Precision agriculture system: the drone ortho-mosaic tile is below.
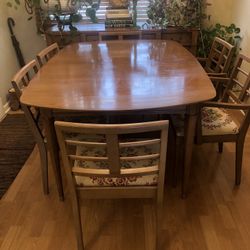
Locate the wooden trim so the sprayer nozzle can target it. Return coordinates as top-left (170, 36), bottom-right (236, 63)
top-left (36, 43), bottom-right (59, 67)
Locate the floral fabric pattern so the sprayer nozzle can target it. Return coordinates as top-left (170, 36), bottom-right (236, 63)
top-left (68, 135), bottom-right (160, 187)
top-left (201, 107), bottom-right (239, 136)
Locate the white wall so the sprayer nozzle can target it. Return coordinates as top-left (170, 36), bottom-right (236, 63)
top-left (0, 1), bottom-right (46, 108)
top-left (205, 0), bottom-right (233, 25)
top-left (231, 0), bottom-right (250, 56)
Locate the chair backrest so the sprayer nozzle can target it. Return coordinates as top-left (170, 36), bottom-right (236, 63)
top-left (205, 37), bottom-right (235, 74)
top-left (11, 59), bottom-right (39, 99)
top-left (37, 43), bottom-right (59, 67)
top-left (55, 120), bottom-right (169, 200)
top-left (222, 54), bottom-right (250, 104)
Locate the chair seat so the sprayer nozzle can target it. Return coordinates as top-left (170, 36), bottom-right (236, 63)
top-left (201, 107), bottom-right (239, 136)
top-left (71, 135), bottom-right (160, 187)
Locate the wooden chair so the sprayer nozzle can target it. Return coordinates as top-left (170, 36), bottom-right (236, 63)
top-left (196, 53), bottom-right (250, 185)
top-left (171, 53), bottom-right (250, 192)
top-left (198, 37), bottom-right (235, 75)
top-left (11, 60), bottom-right (49, 194)
top-left (36, 43), bottom-right (59, 67)
top-left (55, 120), bottom-right (169, 250)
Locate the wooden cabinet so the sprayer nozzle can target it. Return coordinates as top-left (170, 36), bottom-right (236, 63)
top-left (45, 23), bottom-right (199, 55)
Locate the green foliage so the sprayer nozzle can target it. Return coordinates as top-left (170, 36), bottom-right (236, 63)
top-left (6, 0), bottom-right (100, 23)
top-left (86, 7), bottom-right (98, 23)
top-left (146, 0), bottom-right (168, 28)
top-left (147, 0), bottom-right (206, 28)
top-left (76, 0), bottom-right (100, 23)
top-left (198, 23), bottom-right (241, 57)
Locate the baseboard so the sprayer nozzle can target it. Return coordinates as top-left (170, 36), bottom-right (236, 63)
top-left (0, 102), bottom-right (10, 122)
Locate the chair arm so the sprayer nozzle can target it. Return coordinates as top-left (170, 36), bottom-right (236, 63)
top-left (201, 101), bottom-right (250, 110)
top-left (197, 57), bottom-right (207, 62)
top-left (209, 76), bottom-right (230, 84)
top-left (207, 72), bottom-right (228, 77)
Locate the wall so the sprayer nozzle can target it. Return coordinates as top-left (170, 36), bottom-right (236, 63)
top-left (231, 0), bottom-right (250, 56)
top-left (205, 0), bottom-right (233, 26)
top-left (0, 1), bottom-right (46, 111)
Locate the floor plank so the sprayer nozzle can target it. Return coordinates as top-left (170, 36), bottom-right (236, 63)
top-left (0, 130), bottom-right (250, 250)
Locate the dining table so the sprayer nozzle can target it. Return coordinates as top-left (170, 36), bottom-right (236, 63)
top-left (20, 40), bottom-right (216, 200)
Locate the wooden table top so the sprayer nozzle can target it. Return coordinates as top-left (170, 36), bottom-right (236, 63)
top-left (21, 40), bottom-right (216, 112)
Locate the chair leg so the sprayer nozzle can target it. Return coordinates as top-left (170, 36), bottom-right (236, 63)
top-left (156, 201), bottom-right (163, 250)
top-left (218, 142), bottom-right (223, 153)
top-left (173, 136), bottom-right (183, 187)
top-left (37, 140), bottom-right (49, 195)
top-left (235, 140), bottom-right (244, 185)
top-left (71, 195), bottom-right (85, 250)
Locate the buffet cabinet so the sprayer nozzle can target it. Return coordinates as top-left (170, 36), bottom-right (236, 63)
top-left (45, 23), bottom-right (199, 55)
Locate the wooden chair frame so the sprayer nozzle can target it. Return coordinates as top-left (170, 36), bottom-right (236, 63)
top-left (198, 37), bottom-right (235, 75)
top-left (11, 60), bottom-right (48, 194)
top-left (36, 42), bottom-right (59, 67)
top-left (196, 53), bottom-right (250, 185)
top-left (55, 120), bottom-right (169, 250)
top-left (171, 54), bottom-right (250, 193)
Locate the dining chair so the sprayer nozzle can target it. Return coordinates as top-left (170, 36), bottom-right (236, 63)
top-left (55, 120), bottom-right (169, 250)
top-left (196, 53), bottom-right (250, 185)
top-left (11, 59), bottom-right (49, 194)
top-left (171, 53), bottom-right (250, 190)
top-left (36, 42), bottom-right (59, 67)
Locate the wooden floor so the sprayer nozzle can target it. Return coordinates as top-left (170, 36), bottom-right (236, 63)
top-left (0, 131), bottom-right (250, 250)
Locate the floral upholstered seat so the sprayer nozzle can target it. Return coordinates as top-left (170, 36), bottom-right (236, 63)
top-left (69, 134), bottom-right (159, 187)
top-left (201, 107), bottom-right (239, 136)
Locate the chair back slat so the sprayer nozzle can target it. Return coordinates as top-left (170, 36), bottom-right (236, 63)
top-left (37, 43), bottom-right (59, 67)
top-left (66, 139), bottom-right (107, 147)
top-left (119, 138), bottom-right (160, 148)
top-left (120, 154), bottom-right (160, 161)
top-left (106, 134), bottom-right (120, 175)
top-left (69, 155), bottom-right (108, 162)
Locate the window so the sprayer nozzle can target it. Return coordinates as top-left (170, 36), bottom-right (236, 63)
top-left (40, 0), bottom-right (149, 24)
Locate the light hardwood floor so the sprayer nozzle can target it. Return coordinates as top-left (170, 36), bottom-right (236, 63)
top-left (0, 131), bottom-right (250, 250)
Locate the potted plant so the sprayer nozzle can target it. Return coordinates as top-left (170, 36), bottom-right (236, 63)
top-left (146, 0), bottom-right (168, 29)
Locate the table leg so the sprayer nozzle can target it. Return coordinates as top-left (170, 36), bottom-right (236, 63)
top-left (41, 108), bottom-right (64, 201)
top-left (181, 105), bottom-right (198, 198)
